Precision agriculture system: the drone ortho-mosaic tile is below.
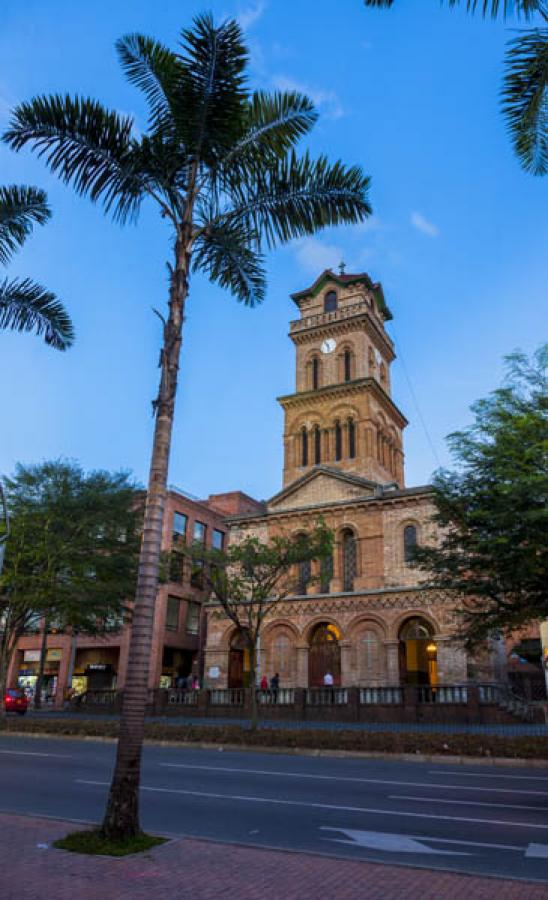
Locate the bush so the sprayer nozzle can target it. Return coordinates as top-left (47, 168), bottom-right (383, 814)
top-left (0, 716), bottom-right (546, 759)
top-left (54, 829), bottom-right (165, 856)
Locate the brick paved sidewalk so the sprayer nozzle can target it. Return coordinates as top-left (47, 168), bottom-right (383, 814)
top-left (0, 812), bottom-right (545, 900)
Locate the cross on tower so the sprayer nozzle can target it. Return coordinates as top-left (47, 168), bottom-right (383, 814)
top-left (338, 260), bottom-right (346, 276)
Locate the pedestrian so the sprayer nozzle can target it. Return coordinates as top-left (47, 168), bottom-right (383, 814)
top-left (270, 672), bottom-right (280, 702)
top-left (192, 675), bottom-right (200, 690)
top-left (260, 675), bottom-right (268, 691)
top-left (323, 671), bottom-right (334, 702)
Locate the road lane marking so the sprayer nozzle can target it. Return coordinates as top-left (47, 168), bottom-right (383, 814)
top-left (429, 770), bottom-right (548, 782)
top-left (0, 750), bottom-right (72, 758)
top-left (526, 844), bottom-right (548, 859)
top-left (390, 794), bottom-right (548, 813)
top-left (320, 827), bottom-right (469, 856)
top-left (76, 780), bottom-right (548, 830)
top-left (158, 763), bottom-right (548, 796)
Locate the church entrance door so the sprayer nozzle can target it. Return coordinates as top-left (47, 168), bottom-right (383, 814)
top-left (308, 623), bottom-right (341, 687)
top-left (398, 617), bottom-right (437, 686)
top-left (228, 632), bottom-right (250, 688)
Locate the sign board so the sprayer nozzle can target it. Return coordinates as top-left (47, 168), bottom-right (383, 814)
top-left (208, 666), bottom-right (220, 679)
top-left (86, 663), bottom-right (110, 672)
top-left (46, 649), bottom-right (62, 662)
top-left (23, 650), bottom-right (41, 662)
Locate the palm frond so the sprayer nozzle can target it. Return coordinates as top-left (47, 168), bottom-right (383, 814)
top-left (0, 185), bottom-right (51, 266)
top-left (178, 13), bottom-right (248, 162)
top-left (502, 28), bottom-right (548, 174)
top-left (116, 34), bottom-right (184, 135)
top-left (0, 277), bottom-right (74, 350)
top-left (193, 222), bottom-right (266, 306)
top-left (2, 96), bottom-right (147, 223)
top-left (224, 150), bottom-right (372, 249)
top-left (364, 1), bottom-right (543, 18)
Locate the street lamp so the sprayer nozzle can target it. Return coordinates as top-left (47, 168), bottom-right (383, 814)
top-left (0, 481), bottom-right (8, 576)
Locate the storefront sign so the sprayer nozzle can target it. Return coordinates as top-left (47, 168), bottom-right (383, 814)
top-left (85, 663), bottom-right (111, 672)
top-left (208, 666), bottom-right (220, 679)
top-left (46, 649), bottom-right (62, 662)
top-left (23, 650), bottom-right (40, 662)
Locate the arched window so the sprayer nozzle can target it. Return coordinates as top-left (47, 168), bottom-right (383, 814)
top-left (271, 634), bottom-right (292, 680)
top-left (298, 558), bottom-right (311, 594)
top-left (324, 290), bottom-right (337, 313)
top-left (342, 528), bottom-right (357, 591)
top-left (314, 425), bottom-right (321, 464)
top-left (301, 426), bottom-right (308, 467)
top-left (348, 418), bottom-right (356, 459)
top-left (404, 524), bottom-right (417, 563)
top-left (335, 420), bottom-right (342, 461)
top-left (320, 554), bottom-right (333, 593)
top-left (361, 630), bottom-right (380, 679)
top-left (312, 356), bottom-right (320, 390)
top-left (344, 349), bottom-right (352, 382)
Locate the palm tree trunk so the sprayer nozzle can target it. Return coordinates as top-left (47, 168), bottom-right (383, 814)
top-left (101, 228), bottom-right (190, 842)
top-left (33, 617), bottom-right (48, 710)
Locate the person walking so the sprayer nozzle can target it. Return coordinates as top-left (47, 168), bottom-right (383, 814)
top-left (260, 675), bottom-right (268, 691)
top-left (270, 672), bottom-right (280, 703)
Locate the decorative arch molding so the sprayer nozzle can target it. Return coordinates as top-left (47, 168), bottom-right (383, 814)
top-left (390, 609), bottom-right (440, 641)
top-left (303, 614), bottom-right (346, 644)
top-left (219, 623), bottom-right (245, 651)
top-left (261, 618), bottom-right (301, 641)
top-left (345, 612), bottom-right (388, 640)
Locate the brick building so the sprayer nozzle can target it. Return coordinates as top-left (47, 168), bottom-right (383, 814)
top-left (203, 269), bottom-right (499, 690)
top-left (8, 487), bottom-right (260, 705)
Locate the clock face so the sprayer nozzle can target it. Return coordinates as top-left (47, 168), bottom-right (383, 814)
top-left (320, 338), bottom-right (337, 354)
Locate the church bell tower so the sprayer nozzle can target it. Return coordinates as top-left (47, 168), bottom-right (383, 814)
top-left (278, 268), bottom-right (407, 489)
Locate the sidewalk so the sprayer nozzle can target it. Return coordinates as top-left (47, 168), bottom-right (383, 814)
top-left (0, 812), bottom-right (545, 900)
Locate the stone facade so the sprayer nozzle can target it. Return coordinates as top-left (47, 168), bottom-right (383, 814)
top-left (203, 269), bottom-right (488, 691)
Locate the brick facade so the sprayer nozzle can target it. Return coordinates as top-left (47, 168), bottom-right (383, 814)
top-left (204, 269), bottom-right (496, 691)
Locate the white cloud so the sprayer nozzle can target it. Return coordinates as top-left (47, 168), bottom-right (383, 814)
top-left (411, 211), bottom-right (439, 238)
top-left (272, 75), bottom-right (345, 120)
top-left (293, 238), bottom-right (346, 275)
top-left (237, 1), bottom-right (267, 30)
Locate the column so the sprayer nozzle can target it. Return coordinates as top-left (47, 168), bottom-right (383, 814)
top-left (340, 640), bottom-right (354, 686)
top-left (384, 639), bottom-right (400, 685)
top-left (296, 644), bottom-right (309, 688)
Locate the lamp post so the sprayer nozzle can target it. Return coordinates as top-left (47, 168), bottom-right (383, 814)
top-left (0, 481), bottom-right (8, 576)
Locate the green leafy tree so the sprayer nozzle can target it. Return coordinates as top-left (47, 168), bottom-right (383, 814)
top-left (189, 523), bottom-right (333, 729)
top-left (0, 461), bottom-right (141, 718)
top-left (364, 1), bottom-right (548, 176)
top-left (2, 14), bottom-right (371, 840)
top-left (0, 185), bottom-right (74, 348)
top-left (413, 346), bottom-right (548, 648)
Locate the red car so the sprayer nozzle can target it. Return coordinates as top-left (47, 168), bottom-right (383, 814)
top-left (4, 688), bottom-right (28, 715)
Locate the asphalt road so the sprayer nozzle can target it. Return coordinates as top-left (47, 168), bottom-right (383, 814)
top-left (0, 734), bottom-right (547, 884)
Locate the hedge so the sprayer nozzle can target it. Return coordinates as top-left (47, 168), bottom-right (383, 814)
top-left (1, 717), bottom-right (547, 759)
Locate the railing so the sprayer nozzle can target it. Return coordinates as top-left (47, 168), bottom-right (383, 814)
top-left (306, 687), bottom-right (348, 706)
top-left (290, 301), bottom-right (369, 334)
top-left (77, 690), bottom-right (118, 706)
top-left (209, 688), bottom-right (245, 706)
top-left (360, 686), bottom-right (403, 705)
top-left (417, 685), bottom-right (468, 704)
top-left (257, 688), bottom-right (295, 706)
top-left (167, 689), bottom-right (198, 706)
top-left (478, 683), bottom-right (502, 704)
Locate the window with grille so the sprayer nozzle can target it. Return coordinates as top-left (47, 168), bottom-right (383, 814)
top-left (169, 551), bottom-right (185, 583)
top-left (298, 558), bottom-right (311, 594)
top-left (320, 554), bottom-right (333, 593)
top-left (312, 357), bottom-right (320, 390)
top-left (335, 421), bottom-right (342, 461)
top-left (166, 596), bottom-right (180, 631)
top-left (314, 425), bottom-right (321, 464)
top-left (342, 529), bottom-right (357, 591)
top-left (404, 524), bottom-right (417, 563)
top-left (324, 290), bottom-right (337, 312)
top-left (301, 427), bottom-right (308, 466)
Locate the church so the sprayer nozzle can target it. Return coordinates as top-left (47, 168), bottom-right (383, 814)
top-left (203, 268), bottom-right (483, 691)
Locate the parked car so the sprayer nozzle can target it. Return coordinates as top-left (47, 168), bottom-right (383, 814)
top-left (4, 688), bottom-right (28, 715)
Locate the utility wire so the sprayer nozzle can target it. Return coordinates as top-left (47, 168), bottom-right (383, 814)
top-left (387, 321), bottom-right (442, 472)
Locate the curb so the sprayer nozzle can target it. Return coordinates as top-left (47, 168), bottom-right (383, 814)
top-left (1, 729), bottom-right (547, 767)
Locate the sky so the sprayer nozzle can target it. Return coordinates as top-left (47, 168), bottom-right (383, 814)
top-left (0, 0), bottom-right (546, 501)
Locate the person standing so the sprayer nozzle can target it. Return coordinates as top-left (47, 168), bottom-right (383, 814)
top-left (270, 672), bottom-right (280, 702)
top-left (323, 671), bottom-right (334, 702)
top-left (260, 675), bottom-right (268, 691)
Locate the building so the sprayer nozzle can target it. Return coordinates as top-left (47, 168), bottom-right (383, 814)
top-left (8, 486), bottom-right (260, 705)
top-left (203, 268), bottom-right (495, 690)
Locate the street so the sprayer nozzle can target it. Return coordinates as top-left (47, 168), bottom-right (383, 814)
top-left (0, 734), bottom-right (546, 884)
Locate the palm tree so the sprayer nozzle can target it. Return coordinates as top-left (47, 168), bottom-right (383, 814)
top-left (364, 0), bottom-right (548, 176)
top-left (3, 14), bottom-right (372, 840)
top-left (0, 185), bottom-right (74, 349)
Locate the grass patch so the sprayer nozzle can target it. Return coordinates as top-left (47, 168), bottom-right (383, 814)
top-left (53, 829), bottom-right (166, 857)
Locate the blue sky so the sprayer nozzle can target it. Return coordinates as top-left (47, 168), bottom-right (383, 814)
top-left (0, 0), bottom-right (546, 500)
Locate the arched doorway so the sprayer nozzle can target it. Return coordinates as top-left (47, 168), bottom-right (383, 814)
top-left (399, 617), bottom-right (437, 686)
top-left (228, 631), bottom-right (250, 688)
top-left (309, 622), bottom-right (341, 687)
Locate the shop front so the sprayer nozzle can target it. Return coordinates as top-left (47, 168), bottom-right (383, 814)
top-left (72, 648), bottom-right (119, 694)
top-left (17, 648), bottom-right (62, 701)
top-left (161, 646), bottom-right (195, 688)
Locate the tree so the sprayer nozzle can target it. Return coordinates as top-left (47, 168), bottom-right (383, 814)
top-left (413, 346), bottom-right (548, 649)
top-left (363, 1), bottom-right (548, 176)
top-left (0, 185), bottom-right (74, 348)
top-left (189, 523), bottom-right (333, 729)
top-left (2, 15), bottom-right (371, 840)
top-left (0, 460), bottom-right (141, 718)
